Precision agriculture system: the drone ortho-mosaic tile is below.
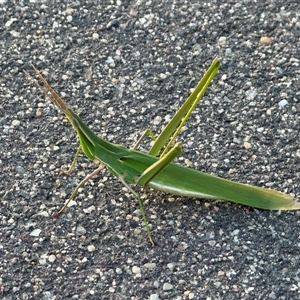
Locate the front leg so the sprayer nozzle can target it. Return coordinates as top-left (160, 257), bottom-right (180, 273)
top-left (132, 129), bottom-right (157, 150)
top-left (56, 146), bottom-right (82, 175)
top-left (53, 163), bottom-right (106, 216)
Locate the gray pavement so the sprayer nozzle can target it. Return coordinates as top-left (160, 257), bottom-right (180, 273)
top-left (1, 1), bottom-right (300, 299)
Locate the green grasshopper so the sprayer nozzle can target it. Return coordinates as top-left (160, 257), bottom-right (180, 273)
top-left (25, 58), bottom-right (300, 245)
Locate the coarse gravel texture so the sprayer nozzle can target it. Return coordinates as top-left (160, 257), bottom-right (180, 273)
top-left (1, 0), bottom-right (300, 299)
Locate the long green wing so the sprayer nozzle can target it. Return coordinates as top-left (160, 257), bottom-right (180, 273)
top-left (120, 150), bottom-right (300, 210)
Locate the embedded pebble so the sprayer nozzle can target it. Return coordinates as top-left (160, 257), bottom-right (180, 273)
top-left (25, 221), bottom-right (36, 230)
top-left (153, 115), bottom-right (162, 125)
top-left (37, 211), bottom-right (50, 217)
top-left (8, 218), bottom-right (15, 224)
top-left (30, 229), bottom-right (42, 237)
top-left (208, 240), bottom-right (216, 246)
top-left (184, 291), bottom-right (194, 299)
top-left (15, 166), bottom-right (25, 173)
top-left (65, 7), bottom-right (73, 15)
top-left (244, 142), bottom-right (252, 149)
top-left (278, 100), bottom-right (288, 107)
top-left (10, 30), bottom-right (20, 37)
top-left (184, 290), bottom-right (191, 297)
top-left (144, 263), bottom-right (156, 270)
top-left (87, 245), bottom-right (96, 252)
top-left (92, 33), bottom-right (99, 40)
top-left (225, 48), bottom-right (232, 56)
top-left (83, 206), bottom-right (95, 213)
top-left (39, 254), bottom-right (48, 265)
top-left (167, 263), bottom-right (175, 271)
top-left (76, 225), bottom-right (87, 235)
top-left (231, 229), bottom-right (240, 236)
top-left (149, 294), bottom-right (160, 300)
top-left (11, 120), bottom-right (20, 126)
top-left (132, 266), bottom-right (141, 274)
top-left (5, 18), bottom-right (17, 28)
top-left (246, 89), bottom-right (257, 100)
top-left (218, 36), bottom-right (227, 46)
top-left (159, 73), bottom-right (168, 79)
top-left (116, 268), bottom-right (122, 274)
top-left (163, 283), bottom-right (173, 291)
top-left (106, 56), bottom-right (114, 64)
top-left (43, 291), bottom-right (54, 300)
top-left (36, 109), bottom-right (42, 117)
top-left (48, 255), bottom-right (56, 263)
top-left (260, 36), bottom-right (272, 44)
top-left (61, 199), bottom-right (76, 208)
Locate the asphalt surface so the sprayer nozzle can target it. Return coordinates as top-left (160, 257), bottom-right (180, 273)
top-left (1, 1), bottom-right (300, 299)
